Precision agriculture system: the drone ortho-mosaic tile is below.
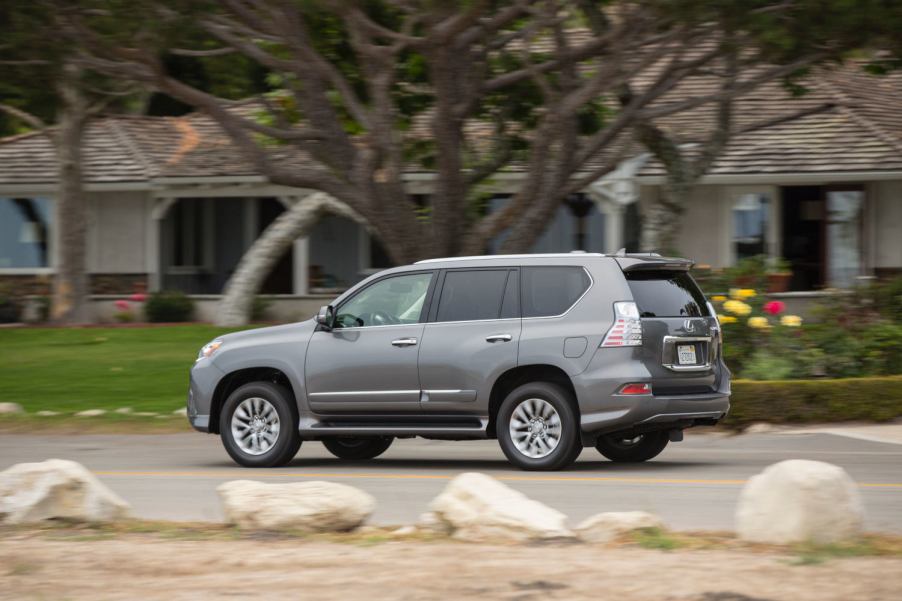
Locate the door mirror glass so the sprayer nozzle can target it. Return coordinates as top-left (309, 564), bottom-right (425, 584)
top-left (315, 305), bottom-right (334, 330)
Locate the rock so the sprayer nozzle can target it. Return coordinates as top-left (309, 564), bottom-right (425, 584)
top-left (114, 407), bottom-right (132, 415)
top-left (36, 410), bottom-right (60, 417)
top-left (392, 525), bottom-right (417, 536)
top-left (576, 511), bottom-right (664, 543)
top-left (416, 511), bottom-right (452, 535)
top-left (0, 402), bottom-right (24, 415)
top-left (134, 412), bottom-right (158, 417)
top-left (429, 472), bottom-right (574, 542)
top-left (745, 422), bottom-right (777, 434)
top-left (172, 408), bottom-right (188, 417)
top-left (0, 459), bottom-right (131, 524)
top-left (736, 459), bottom-right (864, 544)
top-left (218, 480), bottom-right (375, 532)
top-left (75, 409), bottom-right (106, 417)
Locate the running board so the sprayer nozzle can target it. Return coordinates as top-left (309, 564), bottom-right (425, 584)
top-left (298, 416), bottom-right (488, 438)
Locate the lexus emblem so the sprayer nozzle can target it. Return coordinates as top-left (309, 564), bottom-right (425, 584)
top-left (683, 320), bottom-right (695, 332)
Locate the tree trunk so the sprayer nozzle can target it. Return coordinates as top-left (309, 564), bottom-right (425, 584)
top-left (51, 63), bottom-right (90, 324)
top-left (215, 192), bottom-right (364, 327)
top-left (640, 182), bottom-right (689, 254)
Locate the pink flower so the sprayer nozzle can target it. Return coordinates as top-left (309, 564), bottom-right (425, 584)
top-left (763, 300), bottom-right (785, 315)
top-left (114, 299), bottom-right (131, 311)
top-left (129, 293), bottom-right (147, 302)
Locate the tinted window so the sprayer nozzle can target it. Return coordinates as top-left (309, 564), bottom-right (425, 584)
top-left (521, 266), bottom-right (590, 318)
top-left (335, 272), bottom-right (432, 327)
top-left (626, 270), bottom-right (711, 317)
top-left (436, 270), bottom-right (509, 322)
top-left (500, 269), bottom-right (520, 319)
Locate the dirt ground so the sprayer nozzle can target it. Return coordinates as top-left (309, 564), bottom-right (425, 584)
top-left (2, 527), bottom-right (902, 601)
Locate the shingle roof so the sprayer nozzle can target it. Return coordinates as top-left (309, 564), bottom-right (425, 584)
top-left (1, 64), bottom-right (901, 186)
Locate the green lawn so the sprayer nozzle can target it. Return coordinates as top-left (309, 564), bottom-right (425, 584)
top-left (0, 325), bottom-right (252, 414)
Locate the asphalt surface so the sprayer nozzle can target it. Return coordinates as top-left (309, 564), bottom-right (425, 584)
top-left (2, 430), bottom-right (901, 532)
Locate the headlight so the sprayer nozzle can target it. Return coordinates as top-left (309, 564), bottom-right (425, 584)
top-left (197, 339), bottom-right (224, 362)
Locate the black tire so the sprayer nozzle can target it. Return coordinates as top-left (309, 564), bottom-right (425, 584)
top-left (322, 436), bottom-right (394, 460)
top-left (595, 431), bottom-right (669, 463)
top-left (497, 382), bottom-right (582, 471)
top-left (220, 381), bottom-right (302, 468)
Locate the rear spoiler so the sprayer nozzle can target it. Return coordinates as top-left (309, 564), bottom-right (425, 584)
top-left (614, 255), bottom-right (695, 272)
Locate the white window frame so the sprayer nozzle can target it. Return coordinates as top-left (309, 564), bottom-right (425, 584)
top-left (0, 194), bottom-right (57, 275)
top-left (723, 185), bottom-right (780, 266)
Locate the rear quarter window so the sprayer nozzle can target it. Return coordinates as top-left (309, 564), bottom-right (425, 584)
top-left (522, 266), bottom-right (590, 317)
top-left (625, 270), bottom-right (711, 317)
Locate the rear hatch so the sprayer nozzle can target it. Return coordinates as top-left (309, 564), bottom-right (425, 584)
top-left (616, 257), bottom-right (721, 395)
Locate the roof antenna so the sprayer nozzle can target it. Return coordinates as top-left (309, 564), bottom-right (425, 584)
top-left (614, 248), bottom-right (627, 257)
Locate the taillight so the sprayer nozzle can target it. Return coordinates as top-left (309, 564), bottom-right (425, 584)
top-left (619, 382), bottom-right (651, 395)
top-left (601, 301), bottom-right (642, 347)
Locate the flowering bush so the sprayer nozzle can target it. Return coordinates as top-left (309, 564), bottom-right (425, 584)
top-left (113, 299), bottom-right (135, 323)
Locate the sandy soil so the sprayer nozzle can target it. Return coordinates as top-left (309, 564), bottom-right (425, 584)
top-left (2, 529), bottom-right (901, 601)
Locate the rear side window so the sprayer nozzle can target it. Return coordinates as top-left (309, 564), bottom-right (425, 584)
top-left (436, 269), bottom-right (510, 322)
top-left (625, 270), bottom-right (711, 317)
top-left (521, 266), bottom-right (590, 318)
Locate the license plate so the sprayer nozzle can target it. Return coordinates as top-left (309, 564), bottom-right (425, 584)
top-left (677, 344), bottom-right (697, 365)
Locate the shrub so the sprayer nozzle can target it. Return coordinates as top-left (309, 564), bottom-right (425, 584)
top-left (251, 296), bottom-right (272, 322)
top-left (0, 296), bottom-right (20, 323)
top-left (725, 376), bottom-right (902, 428)
top-left (144, 291), bottom-right (195, 323)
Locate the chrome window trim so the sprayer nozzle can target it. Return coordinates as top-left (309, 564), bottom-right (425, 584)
top-left (521, 266), bottom-right (595, 321)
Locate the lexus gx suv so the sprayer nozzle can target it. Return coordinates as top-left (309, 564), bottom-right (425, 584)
top-left (188, 252), bottom-right (730, 470)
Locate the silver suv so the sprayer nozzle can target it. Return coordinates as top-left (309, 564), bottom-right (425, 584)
top-left (188, 252), bottom-right (730, 470)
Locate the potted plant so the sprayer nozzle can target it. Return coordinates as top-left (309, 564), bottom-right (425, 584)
top-left (766, 258), bottom-right (793, 293)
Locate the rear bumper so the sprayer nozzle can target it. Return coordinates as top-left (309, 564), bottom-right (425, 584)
top-left (580, 392), bottom-right (730, 434)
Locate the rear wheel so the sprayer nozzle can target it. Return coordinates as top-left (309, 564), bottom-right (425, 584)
top-left (322, 436), bottom-right (394, 460)
top-left (220, 381), bottom-right (301, 468)
top-left (595, 431), bottom-right (669, 462)
top-left (497, 382), bottom-right (582, 471)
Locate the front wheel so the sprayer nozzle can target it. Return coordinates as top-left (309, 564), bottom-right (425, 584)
top-left (220, 381), bottom-right (301, 468)
top-left (322, 436), bottom-right (394, 460)
top-left (497, 382), bottom-right (582, 471)
top-left (595, 431), bottom-right (669, 462)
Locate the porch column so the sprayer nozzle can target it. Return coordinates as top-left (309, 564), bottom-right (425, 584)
top-left (293, 236), bottom-right (309, 295)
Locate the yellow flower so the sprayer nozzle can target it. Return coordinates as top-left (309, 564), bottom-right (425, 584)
top-left (711, 295), bottom-right (727, 302)
top-left (737, 288), bottom-right (757, 299)
top-left (717, 314), bottom-right (737, 324)
top-left (748, 316), bottom-right (770, 329)
top-left (723, 300), bottom-right (752, 316)
top-left (780, 314), bottom-right (803, 327)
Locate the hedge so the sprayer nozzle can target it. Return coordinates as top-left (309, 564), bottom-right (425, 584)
top-left (725, 376), bottom-right (902, 428)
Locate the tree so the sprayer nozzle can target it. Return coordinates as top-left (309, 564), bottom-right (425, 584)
top-left (64, 0), bottom-right (896, 324)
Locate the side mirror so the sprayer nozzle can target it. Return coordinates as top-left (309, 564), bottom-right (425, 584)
top-left (315, 305), bottom-right (334, 330)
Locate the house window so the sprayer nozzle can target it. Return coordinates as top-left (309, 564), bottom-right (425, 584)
top-left (732, 193), bottom-right (769, 261)
top-left (168, 198), bottom-right (211, 270)
top-left (0, 197), bottom-right (52, 269)
top-left (826, 189), bottom-right (864, 288)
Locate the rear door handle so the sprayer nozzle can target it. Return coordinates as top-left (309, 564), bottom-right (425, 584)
top-left (391, 337), bottom-right (418, 347)
top-left (486, 333), bottom-right (512, 343)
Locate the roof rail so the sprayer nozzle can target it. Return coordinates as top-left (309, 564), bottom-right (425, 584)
top-left (414, 252), bottom-right (605, 264)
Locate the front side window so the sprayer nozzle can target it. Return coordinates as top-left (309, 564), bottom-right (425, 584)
top-left (435, 269), bottom-right (510, 322)
top-left (626, 270), bottom-right (711, 317)
top-left (0, 197), bottom-right (52, 268)
top-left (733, 193), bottom-right (769, 261)
top-left (521, 266), bottom-right (590, 317)
top-left (335, 272), bottom-right (432, 328)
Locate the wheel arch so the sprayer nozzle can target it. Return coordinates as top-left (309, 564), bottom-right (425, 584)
top-left (210, 367), bottom-right (298, 434)
top-left (486, 364), bottom-right (579, 438)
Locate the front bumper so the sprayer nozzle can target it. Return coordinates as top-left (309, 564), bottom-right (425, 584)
top-left (187, 359), bottom-right (223, 433)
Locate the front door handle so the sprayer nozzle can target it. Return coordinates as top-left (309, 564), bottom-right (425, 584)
top-left (486, 333), bottom-right (512, 343)
top-left (391, 337), bottom-right (418, 347)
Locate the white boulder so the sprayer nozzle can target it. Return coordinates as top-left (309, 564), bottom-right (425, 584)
top-left (736, 459), bottom-right (864, 544)
top-left (75, 409), bottom-right (106, 417)
top-left (0, 402), bottom-right (24, 415)
top-left (36, 410), bottom-right (60, 417)
top-left (218, 480), bottom-right (375, 532)
top-left (0, 459), bottom-right (131, 524)
top-left (576, 511), bottom-right (664, 543)
top-left (429, 472), bottom-right (573, 542)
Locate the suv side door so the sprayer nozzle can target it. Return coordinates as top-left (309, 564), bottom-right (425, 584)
top-left (305, 270), bottom-right (435, 413)
top-left (417, 268), bottom-right (521, 414)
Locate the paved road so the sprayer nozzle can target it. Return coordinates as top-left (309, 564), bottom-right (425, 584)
top-left (2, 431), bottom-right (901, 531)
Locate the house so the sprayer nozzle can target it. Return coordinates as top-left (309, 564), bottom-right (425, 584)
top-left (1, 66), bottom-right (900, 322)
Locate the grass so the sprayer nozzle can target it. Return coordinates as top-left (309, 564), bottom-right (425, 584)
top-left (630, 527), bottom-right (685, 551)
top-left (0, 325), bottom-right (251, 415)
